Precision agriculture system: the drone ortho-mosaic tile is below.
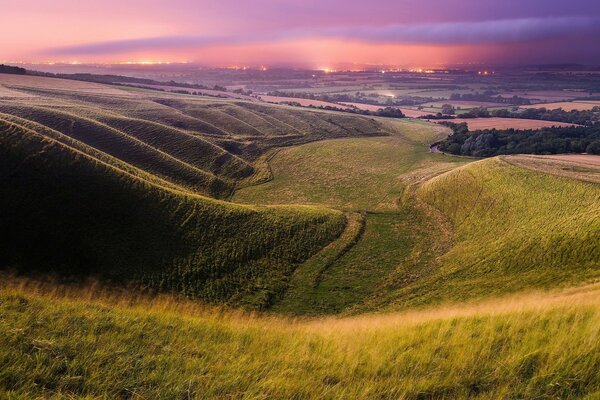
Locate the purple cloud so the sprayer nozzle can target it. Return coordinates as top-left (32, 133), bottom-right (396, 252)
top-left (336, 17), bottom-right (600, 44)
top-left (50, 16), bottom-right (600, 55)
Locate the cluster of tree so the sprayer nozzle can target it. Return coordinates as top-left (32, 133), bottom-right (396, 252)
top-left (232, 88), bottom-right (253, 95)
top-left (418, 106), bottom-right (498, 120)
top-left (267, 90), bottom-right (353, 103)
top-left (498, 107), bottom-right (600, 125)
top-left (421, 106), bottom-right (600, 126)
top-left (450, 92), bottom-right (532, 105)
top-left (0, 64), bottom-right (26, 75)
top-left (436, 122), bottom-right (600, 157)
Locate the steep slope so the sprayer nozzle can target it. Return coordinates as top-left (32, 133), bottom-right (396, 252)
top-left (0, 105), bottom-right (234, 197)
top-left (381, 157), bottom-right (600, 308)
top-left (0, 120), bottom-right (345, 308)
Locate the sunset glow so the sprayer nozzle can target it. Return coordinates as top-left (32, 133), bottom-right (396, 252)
top-left (2, 0), bottom-right (600, 67)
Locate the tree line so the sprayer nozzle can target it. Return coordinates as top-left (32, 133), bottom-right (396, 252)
top-left (436, 122), bottom-right (600, 157)
top-left (421, 106), bottom-right (600, 125)
top-left (0, 64), bottom-right (26, 75)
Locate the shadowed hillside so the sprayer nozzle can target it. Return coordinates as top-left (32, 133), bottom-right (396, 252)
top-left (0, 120), bottom-right (345, 308)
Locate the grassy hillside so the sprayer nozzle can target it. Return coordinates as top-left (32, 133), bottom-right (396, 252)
top-left (0, 73), bottom-right (391, 197)
top-left (381, 156), bottom-right (600, 308)
top-left (1, 277), bottom-right (599, 399)
top-left (235, 134), bottom-right (599, 314)
top-left (1, 72), bottom-right (599, 398)
top-left (235, 119), bottom-right (454, 211)
top-left (0, 119), bottom-right (345, 308)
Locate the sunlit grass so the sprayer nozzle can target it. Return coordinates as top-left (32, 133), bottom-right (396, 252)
top-left (1, 276), bottom-right (599, 399)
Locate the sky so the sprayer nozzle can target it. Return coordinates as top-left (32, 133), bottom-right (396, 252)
top-left (2, 0), bottom-right (600, 67)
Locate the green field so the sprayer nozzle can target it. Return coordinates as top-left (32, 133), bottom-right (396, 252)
top-left (235, 122), bottom-right (469, 314)
top-left (1, 73), bottom-right (599, 398)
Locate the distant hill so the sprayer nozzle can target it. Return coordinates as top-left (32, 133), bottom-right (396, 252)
top-left (0, 73), bottom-right (389, 198)
top-left (0, 64), bottom-right (26, 75)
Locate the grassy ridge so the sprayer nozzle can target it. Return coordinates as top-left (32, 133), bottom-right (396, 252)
top-left (1, 277), bottom-right (599, 399)
top-left (0, 73), bottom-right (391, 197)
top-left (0, 120), bottom-right (345, 308)
top-left (395, 157), bottom-right (600, 307)
top-left (0, 107), bottom-right (232, 197)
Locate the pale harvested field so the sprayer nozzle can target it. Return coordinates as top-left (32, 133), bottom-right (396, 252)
top-left (521, 101), bottom-right (600, 111)
top-left (503, 154), bottom-right (600, 183)
top-left (442, 117), bottom-right (577, 130)
top-left (400, 108), bottom-right (435, 118)
top-left (0, 85), bottom-right (35, 98)
top-left (340, 102), bottom-right (383, 111)
top-left (0, 73), bottom-right (128, 95)
top-left (261, 95), bottom-right (347, 109)
top-left (120, 82), bottom-right (257, 101)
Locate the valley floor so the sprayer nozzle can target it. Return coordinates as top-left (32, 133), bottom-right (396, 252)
top-left (235, 132), bottom-right (600, 315)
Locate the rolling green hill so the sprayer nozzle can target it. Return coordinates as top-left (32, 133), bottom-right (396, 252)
top-left (0, 73), bottom-right (390, 198)
top-left (397, 156), bottom-right (600, 307)
top-left (0, 119), bottom-right (345, 308)
top-left (235, 136), bottom-right (599, 314)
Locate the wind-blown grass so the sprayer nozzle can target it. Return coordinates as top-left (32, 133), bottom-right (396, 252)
top-left (1, 277), bottom-right (599, 399)
top-left (398, 157), bottom-right (600, 307)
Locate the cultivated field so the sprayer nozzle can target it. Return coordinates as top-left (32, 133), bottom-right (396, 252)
top-left (443, 117), bottom-right (577, 130)
top-left (521, 100), bottom-right (600, 111)
top-left (340, 102), bottom-right (433, 117)
top-left (0, 73), bottom-right (128, 95)
top-left (504, 154), bottom-right (600, 183)
top-left (119, 82), bottom-right (257, 101)
top-left (260, 95), bottom-right (346, 108)
top-left (498, 90), bottom-right (594, 102)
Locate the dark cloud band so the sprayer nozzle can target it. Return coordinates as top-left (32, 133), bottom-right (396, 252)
top-left (50, 16), bottom-right (600, 55)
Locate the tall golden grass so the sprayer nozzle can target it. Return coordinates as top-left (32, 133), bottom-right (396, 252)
top-left (1, 274), bottom-right (599, 398)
